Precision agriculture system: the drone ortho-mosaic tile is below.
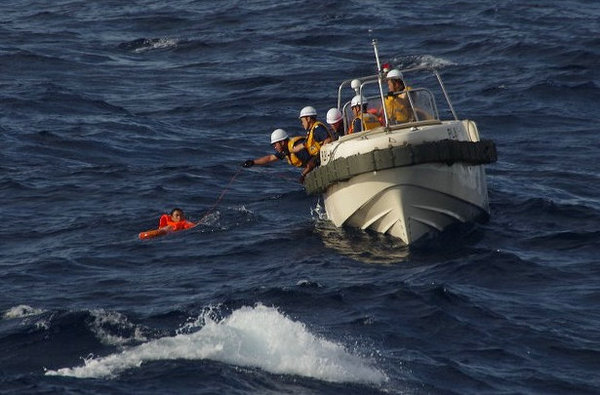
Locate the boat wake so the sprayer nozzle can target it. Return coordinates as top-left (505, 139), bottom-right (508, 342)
top-left (45, 304), bottom-right (387, 385)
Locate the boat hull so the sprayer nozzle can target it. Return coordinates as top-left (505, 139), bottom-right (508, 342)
top-left (323, 162), bottom-right (489, 244)
top-left (313, 120), bottom-right (493, 245)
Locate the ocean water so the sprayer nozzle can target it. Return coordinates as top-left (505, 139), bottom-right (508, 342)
top-left (2, 0), bottom-right (600, 393)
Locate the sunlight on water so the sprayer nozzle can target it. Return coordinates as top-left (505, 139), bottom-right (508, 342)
top-left (45, 304), bottom-right (387, 384)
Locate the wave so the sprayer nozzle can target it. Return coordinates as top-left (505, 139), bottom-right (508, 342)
top-left (3, 82), bottom-right (130, 117)
top-left (118, 37), bottom-right (180, 53)
top-left (1, 306), bottom-right (154, 347)
top-left (0, 50), bottom-right (73, 69)
top-left (390, 54), bottom-right (456, 69)
top-left (87, 309), bottom-right (149, 346)
top-left (46, 304), bottom-right (387, 385)
top-left (2, 305), bottom-right (45, 319)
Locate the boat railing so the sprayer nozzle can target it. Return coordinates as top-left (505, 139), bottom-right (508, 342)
top-left (340, 86), bottom-right (440, 131)
top-left (336, 75), bottom-right (379, 109)
top-left (336, 65), bottom-right (459, 130)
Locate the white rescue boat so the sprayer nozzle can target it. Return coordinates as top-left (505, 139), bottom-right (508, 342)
top-left (304, 40), bottom-right (497, 245)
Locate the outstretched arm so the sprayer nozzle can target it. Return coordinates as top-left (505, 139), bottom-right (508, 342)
top-left (242, 154), bottom-right (279, 167)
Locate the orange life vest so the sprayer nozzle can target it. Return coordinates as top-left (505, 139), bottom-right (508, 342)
top-left (159, 214), bottom-right (194, 231)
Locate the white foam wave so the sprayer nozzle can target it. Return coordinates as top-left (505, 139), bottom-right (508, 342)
top-left (89, 309), bottom-right (148, 346)
top-left (196, 210), bottom-right (220, 226)
top-left (417, 54), bottom-right (456, 68)
top-left (391, 54), bottom-right (456, 69)
top-left (3, 305), bottom-right (45, 319)
top-left (134, 38), bottom-right (178, 53)
top-left (311, 199), bottom-right (328, 221)
top-left (46, 304), bottom-right (387, 385)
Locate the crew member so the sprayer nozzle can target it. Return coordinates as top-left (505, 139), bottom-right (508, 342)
top-left (296, 106), bottom-right (334, 158)
top-left (326, 107), bottom-right (345, 139)
top-left (242, 128), bottom-right (317, 184)
top-left (347, 95), bottom-right (381, 134)
top-left (382, 69), bottom-right (413, 125)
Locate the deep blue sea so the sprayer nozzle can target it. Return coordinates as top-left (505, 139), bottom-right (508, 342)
top-left (2, 1), bottom-right (600, 393)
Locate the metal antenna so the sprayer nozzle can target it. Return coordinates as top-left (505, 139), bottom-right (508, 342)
top-left (372, 39), bottom-right (390, 127)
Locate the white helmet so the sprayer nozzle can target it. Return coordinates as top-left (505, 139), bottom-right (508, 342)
top-left (386, 69), bottom-right (403, 80)
top-left (326, 108), bottom-right (343, 124)
top-left (299, 106), bottom-right (317, 118)
top-left (270, 128), bottom-right (289, 144)
top-left (351, 95), bottom-right (368, 107)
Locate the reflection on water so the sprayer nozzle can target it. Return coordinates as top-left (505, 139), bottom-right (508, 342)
top-left (314, 220), bottom-right (411, 264)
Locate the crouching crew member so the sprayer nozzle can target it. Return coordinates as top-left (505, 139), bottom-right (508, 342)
top-left (242, 128), bottom-right (317, 184)
top-left (296, 106), bottom-right (335, 158)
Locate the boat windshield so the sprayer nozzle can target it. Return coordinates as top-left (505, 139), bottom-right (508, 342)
top-left (337, 66), bottom-right (458, 131)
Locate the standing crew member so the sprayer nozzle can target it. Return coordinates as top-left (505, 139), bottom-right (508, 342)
top-left (347, 95), bottom-right (381, 134)
top-left (382, 69), bottom-right (413, 125)
top-left (242, 128), bottom-right (317, 184)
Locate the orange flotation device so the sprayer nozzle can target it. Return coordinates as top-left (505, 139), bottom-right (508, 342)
top-left (139, 214), bottom-right (195, 239)
top-left (138, 228), bottom-right (170, 240)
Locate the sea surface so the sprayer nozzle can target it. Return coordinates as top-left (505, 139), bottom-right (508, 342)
top-left (1, 1), bottom-right (599, 393)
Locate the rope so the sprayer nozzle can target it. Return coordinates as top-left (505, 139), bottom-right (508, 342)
top-left (194, 167), bottom-right (299, 226)
top-left (196, 167), bottom-right (243, 225)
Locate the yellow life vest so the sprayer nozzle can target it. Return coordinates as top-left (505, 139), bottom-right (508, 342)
top-left (384, 95), bottom-right (410, 124)
top-left (285, 136), bottom-right (307, 168)
top-left (384, 87), bottom-right (413, 124)
top-left (305, 121), bottom-right (330, 157)
top-left (348, 113), bottom-right (382, 134)
top-left (362, 112), bottom-right (382, 130)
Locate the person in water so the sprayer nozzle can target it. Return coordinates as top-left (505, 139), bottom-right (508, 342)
top-left (242, 128), bottom-right (317, 184)
top-left (159, 208), bottom-right (195, 231)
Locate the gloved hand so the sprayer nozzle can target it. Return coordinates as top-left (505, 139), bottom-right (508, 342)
top-left (242, 159), bottom-right (254, 168)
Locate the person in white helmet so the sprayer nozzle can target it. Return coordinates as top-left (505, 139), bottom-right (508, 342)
top-left (326, 108), bottom-right (345, 139)
top-left (382, 69), bottom-right (412, 125)
top-left (242, 128), bottom-right (317, 184)
top-left (296, 106), bottom-right (334, 158)
top-left (347, 95), bottom-right (382, 134)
